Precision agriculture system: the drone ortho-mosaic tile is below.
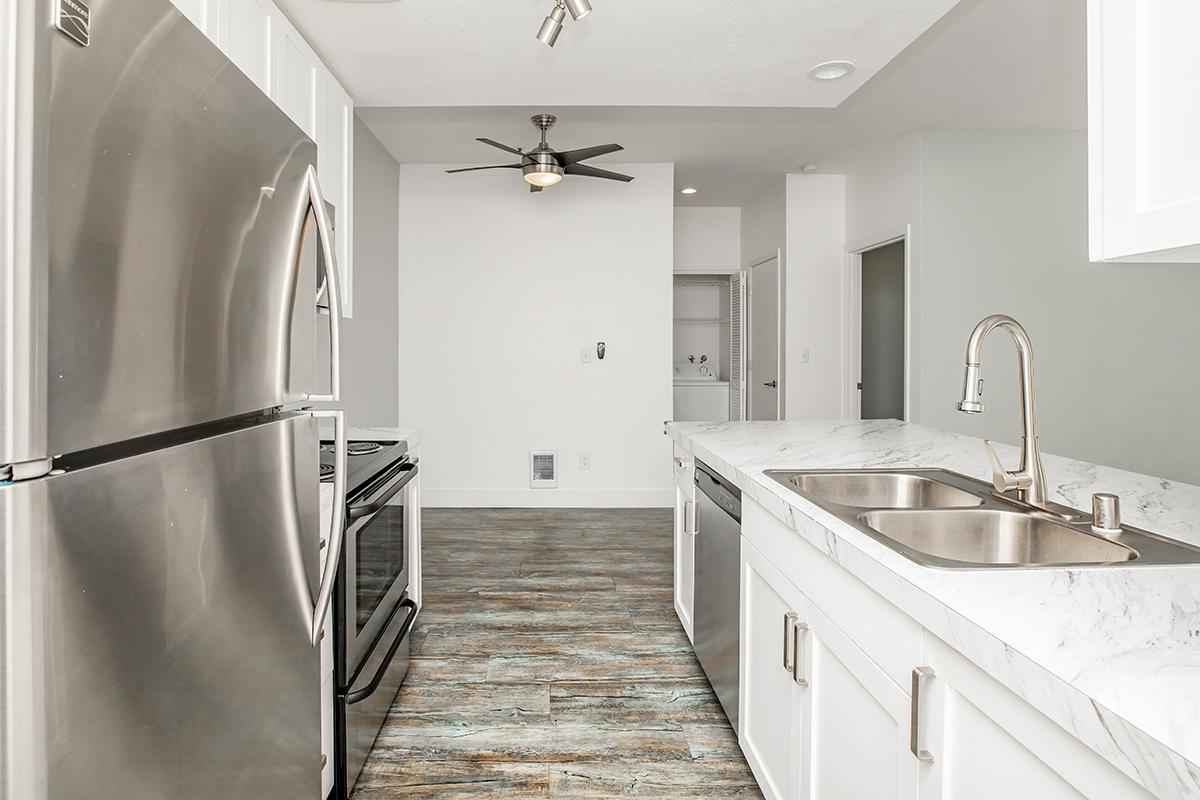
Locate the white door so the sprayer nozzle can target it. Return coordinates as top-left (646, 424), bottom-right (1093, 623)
top-left (740, 539), bottom-right (805, 800)
top-left (918, 636), bottom-right (1157, 800)
top-left (748, 254), bottom-right (782, 420)
top-left (800, 603), bottom-right (918, 800)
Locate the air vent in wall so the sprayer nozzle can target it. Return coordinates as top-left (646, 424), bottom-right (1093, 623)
top-left (530, 450), bottom-right (558, 488)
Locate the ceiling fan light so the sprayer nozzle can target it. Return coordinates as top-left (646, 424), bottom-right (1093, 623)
top-left (536, 5), bottom-right (566, 47)
top-left (523, 165), bottom-right (564, 187)
top-left (564, 0), bottom-right (592, 21)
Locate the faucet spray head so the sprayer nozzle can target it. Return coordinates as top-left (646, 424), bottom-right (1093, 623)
top-left (958, 364), bottom-right (984, 413)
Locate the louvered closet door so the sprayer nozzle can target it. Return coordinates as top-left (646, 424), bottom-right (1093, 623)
top-left (729, 272), bottom-right (748, 421)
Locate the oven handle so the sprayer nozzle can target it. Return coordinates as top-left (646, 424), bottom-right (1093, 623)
top-left (347, 461), bottom-right (418, 522)
top-left (345, 597), bottom-right (418, 706)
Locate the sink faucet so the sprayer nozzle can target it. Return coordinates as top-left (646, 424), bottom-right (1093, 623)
top-left (956, 314), bottom-right (1047, 508)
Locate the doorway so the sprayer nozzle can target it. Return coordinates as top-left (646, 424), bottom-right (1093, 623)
top-left (857, 240), bottom-right (905, 420)
top-left (748, 253), bottom-right (782, 420)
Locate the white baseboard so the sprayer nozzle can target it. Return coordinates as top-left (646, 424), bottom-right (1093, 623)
top-left (421, 487), bottom-right (675, 509)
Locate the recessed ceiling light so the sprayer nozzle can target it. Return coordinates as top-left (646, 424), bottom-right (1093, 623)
top-left (808, 60), bottom-right (856, 81)
top-left (680, 187), bottom-right (698, 195)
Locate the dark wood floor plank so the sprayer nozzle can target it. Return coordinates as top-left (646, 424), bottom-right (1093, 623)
top-left (351, 508), bottom-right (761, 800)
top-left (549, 759), bottom-right (761, 797)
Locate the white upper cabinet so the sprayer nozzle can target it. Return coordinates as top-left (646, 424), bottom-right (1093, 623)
top-left (275, 24), bottom-right (318, 140)
top-left (318, 75), bottom-right (355, 317)
top-left (167, 0), bottom-right (355, 316)
top-left (170, 0), bottom-right (215, 38)
top-left (1088, 0), bottom-right (1200, 262)
top-left (219, 0), bottom-right (274, 95)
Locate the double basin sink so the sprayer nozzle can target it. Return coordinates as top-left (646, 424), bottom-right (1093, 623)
top-left (764, 469), bottom-right (1200, 569)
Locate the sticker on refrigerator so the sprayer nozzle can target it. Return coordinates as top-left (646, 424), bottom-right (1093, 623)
top-left (55, 0), bottom-right (91, 47)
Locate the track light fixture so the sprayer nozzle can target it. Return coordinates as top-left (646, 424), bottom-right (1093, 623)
top-left (536, 0), bottom-right (592, 48)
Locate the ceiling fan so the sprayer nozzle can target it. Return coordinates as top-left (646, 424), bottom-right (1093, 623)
top-left (446, 114), bottom-right (634, 192)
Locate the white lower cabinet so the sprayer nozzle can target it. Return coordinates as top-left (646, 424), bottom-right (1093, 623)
top-left (739, 540), bottom-right (804, 799)
top-left (803, 601), bottom-right (916, 800)
top-left (672, 446), bottom-right (696, 642)
top-left (917, 636), bottom-right (1155, 800)
top-left (737, 494), bottom-right (1162, 800)
top-left (740, 538), bottom-right (916, 800)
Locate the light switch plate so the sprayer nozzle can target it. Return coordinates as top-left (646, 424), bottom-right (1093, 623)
top-left (580, 347), bottom-right (592, 364)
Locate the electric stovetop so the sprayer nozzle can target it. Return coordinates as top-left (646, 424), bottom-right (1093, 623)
top-left (318, 439), bottom-right (410, 496)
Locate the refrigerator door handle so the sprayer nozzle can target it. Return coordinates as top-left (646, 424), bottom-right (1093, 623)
top-left (309, 409), bottom-right (347, 646)
top-left (305, 165), bottom-right (342, 403)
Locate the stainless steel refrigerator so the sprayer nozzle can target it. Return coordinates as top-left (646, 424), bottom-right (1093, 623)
top-left (0, 0), bottom-right (348, 797)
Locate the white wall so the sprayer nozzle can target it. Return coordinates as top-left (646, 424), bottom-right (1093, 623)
top-left (916, 129), bottom-right (1200, 484)
top-left (397, 163), bottom-right (676, 507)
top-left (674, 207), bottom-right (741, 271)
top-left (784, 174), bottom-right (846, 420)
top-left (741, 178), bottom-right (787, 269)
top-left (340, 115), bottom-right (400, 426)
top-left (740, 178), bottom-right (788, 416)
top-left (845, 129), bottom-right (1200, 484)
top-left (844, 134), bottom-right (924, 421)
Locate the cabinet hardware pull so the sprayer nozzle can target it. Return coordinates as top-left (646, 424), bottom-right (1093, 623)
top-left (910, 666), bottom-right (935, 762)
top-left (783, 611), bottom-right (799, 672)
top-left (684, 499), bottom-right (698, 536)
top-left (791, 621), bottom-right (811, 687)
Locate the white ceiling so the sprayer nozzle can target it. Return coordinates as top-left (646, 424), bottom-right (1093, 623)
top-left (355, 0), bottom-right (1086, 206)
top-left (278, 0), bottom-right (964, 108)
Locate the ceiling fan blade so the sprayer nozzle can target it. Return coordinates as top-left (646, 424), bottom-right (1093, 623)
top-left (530, 184), bottom-right (543, 193)
top-left (555, 143), bottom-right (624, 166)
top-left (477, 137), bottom-right (524, 156)
top-left (445, 164), bottom-right (522, 173)
top-left (563, 163), bottom-right (635, 182)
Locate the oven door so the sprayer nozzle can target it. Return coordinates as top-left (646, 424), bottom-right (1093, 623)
top-left (342, 460), bottom-right (418, 670)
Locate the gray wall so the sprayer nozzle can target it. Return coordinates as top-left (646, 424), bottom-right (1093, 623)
top-left (341, 115), bottom-right (400, 426)
top-left (915, 130), bottom-right (1200, 484)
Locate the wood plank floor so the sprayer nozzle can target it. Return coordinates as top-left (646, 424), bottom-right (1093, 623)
top-left (352, 509), bottom-right (763, 799)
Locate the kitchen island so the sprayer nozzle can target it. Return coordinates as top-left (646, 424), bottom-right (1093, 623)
top-left (667, 419), bottom-right (1200, 800)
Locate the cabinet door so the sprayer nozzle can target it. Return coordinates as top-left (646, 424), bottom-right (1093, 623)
top-left (1088, 0), bottom-right (1200, 262)
top-left (800, 603), bottom-right (917, 800)
top-left (317, 74), bottom-right (355, 317)
top-left (219, 0), bottom-right (274, 95)
top-left (918, 635), bottom-right (1157, 800)
top-left (673, 486), bottom-right (695, 641)
top-left (169, 0), bottom-right (218, 41)
top-left (740, 539), bottom-right (805, 800)
top-left (274, 21), bottom-right (319, 138)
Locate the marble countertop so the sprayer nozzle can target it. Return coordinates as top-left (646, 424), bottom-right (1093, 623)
top-left (666, 419), bottom-right (1200, 800)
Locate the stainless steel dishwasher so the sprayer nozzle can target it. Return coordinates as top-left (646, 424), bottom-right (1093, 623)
top-left (693, 460), bottom-right (742, 729)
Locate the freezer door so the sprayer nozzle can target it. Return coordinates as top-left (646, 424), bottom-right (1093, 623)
top-left (0, 414), bottom-right (322, 799)
top-left (41, 0), bottom-right (320, 457)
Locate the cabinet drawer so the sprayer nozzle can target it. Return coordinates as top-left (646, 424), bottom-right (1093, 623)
top-left (742, 497), bottom-right (921, 689)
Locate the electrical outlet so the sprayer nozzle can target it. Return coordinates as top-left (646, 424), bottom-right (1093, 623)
top-left (579, 453), bottom-right (591, 471)
top-left (580, 347), bottom-right (592, 364)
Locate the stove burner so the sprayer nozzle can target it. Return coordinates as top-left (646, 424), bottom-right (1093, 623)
top-left (319, 463), bottom-right (335, 480)
top-left (321, 441), bottom-right (386, 456)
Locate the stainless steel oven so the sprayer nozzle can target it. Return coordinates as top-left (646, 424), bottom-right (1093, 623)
top-left (324, 440), bottom-right (419, 798)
